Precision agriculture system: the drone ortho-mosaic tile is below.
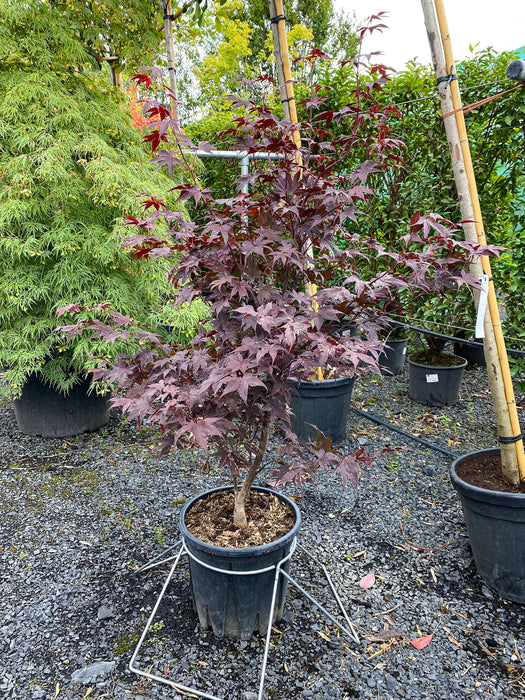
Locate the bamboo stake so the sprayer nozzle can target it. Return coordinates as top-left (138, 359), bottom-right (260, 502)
top-left (421, 0), bottom-right (524, 483)
top-left (162, 0), bottom-right (180, 128)
top-left (435, 0), bottom-right (525, 483)
top-left (268, 1), bottom-right (322, 379)
top-left (268, 0), bottom-right (301, 151)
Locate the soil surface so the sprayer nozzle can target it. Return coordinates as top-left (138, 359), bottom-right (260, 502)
top-left (409, 351), bottom-right (466, 367)
top-left (184, 490), bottom-right (296, 547)
top-left (456, 452), bottom-right (525, 494)
top-left (1, 354), bottom-right (525, 700)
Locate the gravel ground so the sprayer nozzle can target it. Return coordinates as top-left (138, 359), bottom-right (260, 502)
top-left (1, 357), bottom-right (525, 700)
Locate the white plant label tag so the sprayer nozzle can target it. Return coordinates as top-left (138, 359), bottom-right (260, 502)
top-left (426, 374), bottom-right (439, 383)
top-left (475, 273), bottom-right (490, 338)
top-left (402, 347), bottom-right (407, 355)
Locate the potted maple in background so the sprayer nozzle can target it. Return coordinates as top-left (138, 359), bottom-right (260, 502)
top-left (405, 287), bottom-right (484, 406)
top-left (378, 322), bottom-right (410, 376)
top-left (407, 331), bottom-right (468, 407)
top-left (60, 60), bottom-right (498, 639)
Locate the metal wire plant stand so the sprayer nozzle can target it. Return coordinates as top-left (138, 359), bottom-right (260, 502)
top-left (129, 538), bottom-right (359, 700)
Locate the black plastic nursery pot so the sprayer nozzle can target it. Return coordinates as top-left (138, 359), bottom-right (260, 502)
top-left (13, 375), bottom-right (111, 437)
top-left (453, 338), bottom-right (486, 367)
top-left (408, 355), bottom-right (467, 407)
top-left (450, 448), bottom-right (525, 604)
top-left (288, 375), bottom-right (355, 444)
top-left (179, 486), bottom-right (301, 640)
top-left (379, 338), bottom-right (408, 376)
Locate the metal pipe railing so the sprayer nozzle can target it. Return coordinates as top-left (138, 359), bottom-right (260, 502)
top-left (194, 150), bottom-right (282, 193)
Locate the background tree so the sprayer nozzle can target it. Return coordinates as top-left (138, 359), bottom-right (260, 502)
top-left (0, 0), bottom-right (183, 394)
top-left (327, 47), bottom-right (525, 378)
top-left (242, 0), bottom-right (357, 63)
top-left (166, 0), bottom-right (359, 207)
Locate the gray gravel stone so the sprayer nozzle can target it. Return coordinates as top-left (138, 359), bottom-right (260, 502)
top-left (1, 366), bottom-right (524, 699)
top-left (481, 585), bottom-right (495, 600)
top-left (71, 661), bottom-right (115, 684)
top-left (97, 605), bottom-right (115, 620)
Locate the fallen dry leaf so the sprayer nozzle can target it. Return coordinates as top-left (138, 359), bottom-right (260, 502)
top-left (365, 629), bottom-right (405, 642)
top-left (359, 571), bottom-right (376, 589)
top-left (317, 630), bottom-right (332, 642)
top-left (410, 633), bottom-right (434, 649)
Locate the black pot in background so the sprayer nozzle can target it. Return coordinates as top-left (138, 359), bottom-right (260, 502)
top-left (408, 354), bottom-right (467, 407)
top-left (379, 338), bottom-right (408, 376)
top-left (451, 448), bottom-right (525, 604)
top-left (289, 375), bottom-right (355, 444)
top-left (13, 375), bottom-right (111, 437)
top-left (180, 486), bottom-right (301, 640)
top-left (453, 335), bottom-right (486, 367)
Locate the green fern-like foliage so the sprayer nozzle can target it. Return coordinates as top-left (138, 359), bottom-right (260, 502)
top-left (0, 0), bottom-right (180, 396)
top-left (153, 298), bottom-right (211, 346)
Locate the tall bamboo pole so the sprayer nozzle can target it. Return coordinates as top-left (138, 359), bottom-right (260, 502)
top-left (268, 1), bottom-right (322, 378)
top-left (421, 0), bottom-right (525, 483)
top-left (268, 0), bottom-right (301, 150)
top-left (162, 0), bottom-right (180, 128)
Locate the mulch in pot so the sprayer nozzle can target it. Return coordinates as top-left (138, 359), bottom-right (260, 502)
top-left (456, 452), bottom-right (525, 494)
top-left (184, 489), bottom-right (297, 548)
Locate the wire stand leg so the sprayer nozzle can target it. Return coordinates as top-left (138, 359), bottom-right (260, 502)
top-left (296, 543), bottom-right (360, 643)
top-left (129, 539), bottom-right (359, 698)
top-left (257, 559), bottom-right (286, 700)
top-left (129, 544), bottom-right (223, 700)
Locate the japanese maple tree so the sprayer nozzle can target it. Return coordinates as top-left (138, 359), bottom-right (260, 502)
top-left (59, 58), bottom-right (499, 529)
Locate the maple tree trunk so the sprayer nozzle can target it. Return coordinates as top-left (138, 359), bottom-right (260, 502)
top-left (233, 419), bottom-right (270, 528)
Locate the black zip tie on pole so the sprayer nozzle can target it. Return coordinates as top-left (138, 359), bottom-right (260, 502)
top-left (163, 13), bottom-right (175, 20)
top-left (437, 72), bottom-right (457, 87)
top-left (281, 96), bottom-right (295, 104)
top-left (498, 434), bottom-right (523, 444)
top-left (270, 14), bottom-right (286, 23)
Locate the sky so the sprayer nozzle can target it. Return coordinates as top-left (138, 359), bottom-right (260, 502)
top-left (335, 1), bottom-right (525, 71)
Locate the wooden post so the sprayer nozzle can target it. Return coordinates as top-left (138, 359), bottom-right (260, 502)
top-left (102, 56), bottom-right (122, 90)
top-left (421, 0), bottom-right (525, 483)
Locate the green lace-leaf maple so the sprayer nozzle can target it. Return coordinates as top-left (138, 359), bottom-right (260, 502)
top-left (0, 0), bottom-right (183, 396)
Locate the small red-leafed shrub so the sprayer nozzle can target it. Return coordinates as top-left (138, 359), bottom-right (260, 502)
top-left (59, 54), bottom-right (499, 528)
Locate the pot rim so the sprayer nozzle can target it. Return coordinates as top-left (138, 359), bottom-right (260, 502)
top-left (179, 485), bottom-right (301, 556)
top-left (408, 354), bottom-right (468, 371)
top-left (288, 374), bottom-right (355, 387)
top-left (450, 447), bottom-right (525, 506)
top-left (382, 337), bottom-right (409, 346)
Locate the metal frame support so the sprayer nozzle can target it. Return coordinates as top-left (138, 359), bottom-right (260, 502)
top-left (129, 538), bottom-right (358, 700)
top-left (194, 150), bottom-right (281, 195)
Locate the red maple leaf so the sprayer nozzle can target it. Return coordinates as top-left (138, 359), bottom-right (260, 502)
top-left (410, 633), bottom-right (434, 650)
top-left (358, 571), bottom-right (376, 589)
